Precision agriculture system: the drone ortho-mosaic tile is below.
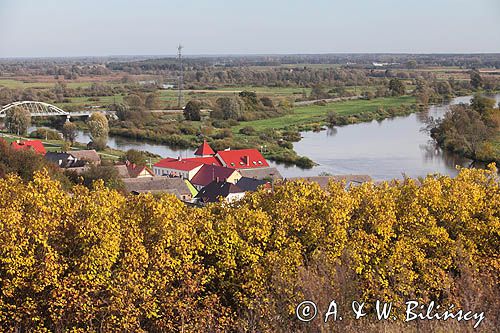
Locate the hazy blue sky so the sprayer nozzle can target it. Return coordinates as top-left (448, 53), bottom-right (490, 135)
top-left (0, 0), bottom-right (499, 57)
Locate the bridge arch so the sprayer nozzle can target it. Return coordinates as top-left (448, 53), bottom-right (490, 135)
top-left (0, 101), bottom-right (69, 118)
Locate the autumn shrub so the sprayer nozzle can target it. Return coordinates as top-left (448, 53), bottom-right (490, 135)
top-left (0, 165), bottom-right (498, 332)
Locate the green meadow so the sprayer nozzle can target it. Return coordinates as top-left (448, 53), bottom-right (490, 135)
top-left (233, 95), bottom-right (416, 131)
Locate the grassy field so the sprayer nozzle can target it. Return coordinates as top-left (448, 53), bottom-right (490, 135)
top-left (0, 79), bottom-right (115, 89)
top-left (233, 96), bottom-right (416, 131)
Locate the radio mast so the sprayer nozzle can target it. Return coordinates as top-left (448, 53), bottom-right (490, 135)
top-left (177, 44), bottom-right (184, 108)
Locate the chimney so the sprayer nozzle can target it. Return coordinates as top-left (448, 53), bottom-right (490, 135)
top-left (178, 156), bottom-right (182, 161)
top-left (244, 155), bottom-right (250, 166)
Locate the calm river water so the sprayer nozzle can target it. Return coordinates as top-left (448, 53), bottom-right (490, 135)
top-left (31, 94), bottom-right (500, 180)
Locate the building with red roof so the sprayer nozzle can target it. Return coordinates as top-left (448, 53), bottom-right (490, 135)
top-left (215, 149), bottom-right (269, 170)
top-left (189, 164), bottom-right (241, 190)
top-left (153, 141), bottom-right (271, 184)
top-left (11, 140), bottom-right (46, 155)
top-left (194, 139), bottom-right (215, 157)
top-left (153, 157), bottom-right (204, 179)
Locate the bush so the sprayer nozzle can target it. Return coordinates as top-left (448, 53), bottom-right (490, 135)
top-left (239, 126), bottom-right (256, 135)
top-left (29, 128), bottom-right (61, 140)
top-left (212, 128), bottom-right (233, 139)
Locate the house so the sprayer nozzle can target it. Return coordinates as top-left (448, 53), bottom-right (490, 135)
top-left (123, 177), bottom-right (194, 202)
top-left (215, 148), bottom-right (269, 170)
top-left (114, 161), bottom-right (154, 179)
top-left (189, 164), bottom-right (242, 190)
top-left (69, 150), bottom-right (101, 165)
top-left (153, 157), bottom-right (204, 179)
top-left (11, 140), bottom-right (46, 155)
top-left (45, 152), bottom-right (86, 168)
top-left (194, 180), bottom-right (246, 204)
top-left (153, 141), bottom-right (270, 185)
top-left (239, 167), bottom-right (282, 180)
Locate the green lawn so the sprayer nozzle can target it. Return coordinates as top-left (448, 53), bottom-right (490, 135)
top-left (233, 96), bottom-right (416, 131)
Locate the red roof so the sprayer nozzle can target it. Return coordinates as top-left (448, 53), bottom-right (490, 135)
top-left (154, 158), bottom-right (204, 171)
top-left (11, 140), bottom-right (46, 155)
top-left (190, 164), bottom-right (238, 187)
top-left (184, 156), bottom-right (222, 166)
top-left (216, 149), bottom-right (269, 169)
top-left (194, 140), bottom-right (215, 156)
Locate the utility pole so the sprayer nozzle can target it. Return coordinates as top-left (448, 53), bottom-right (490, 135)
top-left (177, 44), bottom-right (184, 109)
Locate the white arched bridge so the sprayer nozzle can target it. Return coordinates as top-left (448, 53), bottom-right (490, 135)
top-left (0, 101), bottom-right (114, 119)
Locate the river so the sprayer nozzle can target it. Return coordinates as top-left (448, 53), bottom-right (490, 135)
top-left (269, 95), bottom-right (499, 179)
top-left (30, 94), bottom-right (500, 180)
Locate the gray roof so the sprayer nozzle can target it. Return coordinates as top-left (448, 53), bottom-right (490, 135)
top-left (236, 177), bottom-right (268, 191)
top-left (45, 152), bottom-right (86, 168)
top-left (239, 167), bottom-right (282, 180)
top-left (194, 180), bottom-right (244, 203)
top-left (288, 175), bottom-right (372, 189)
top-left (123, 177), bottom-right (191, 198)
top-left (69, 150), bottom-right (101, 164)
top-left (114, 165), bottom-right (130, 178)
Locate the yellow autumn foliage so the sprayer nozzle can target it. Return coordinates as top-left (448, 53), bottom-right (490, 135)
top-left (0, 165), bottom-right (498, 332)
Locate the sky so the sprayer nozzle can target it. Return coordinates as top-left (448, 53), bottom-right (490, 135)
top-left (0, 0), bottom-right (499, 57)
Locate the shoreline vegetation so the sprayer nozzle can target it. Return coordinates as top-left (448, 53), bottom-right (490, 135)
top-left (429, 94), bottom-right (500, 165)
top-left (1, 55), bottom-right (499, 168)
top-left (105, 95), bottom-right (418, 168)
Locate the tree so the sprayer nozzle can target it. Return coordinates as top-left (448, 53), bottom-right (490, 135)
top-left (124, 94), bottom-right (145, 111)
top-left (430, 104), bottom-right (494, 160)
top-left (120, 149), bottom-right (147, 166)
top-left (310, 84), bottom-right (329, 100)
top-left (470, 94), bottom-right (495, 114)
top-left (80, 165), bottom-right (124, 190)
top-left (406, 60), bottom-right (417, 69)
top-left (215, 97), bottom-right (244, 120)
top-left (87, 112), bottom-right (109, 150)
top-left (470, 69), bottom-right (483, 89)
top-left (145, 92), bottom-right (161, 110)
top-left (260, 96), bottom-right (274, 108)
top-left (114, 103), bottom-right (131, 121)
top-left (62, 121), bottom-right (77, 144)
top-left (239, 91), bottom-right (258, 104)
top-left (5, 106), bottom-right (31, 135)
top-left (0, 166), bottom-right (499, 331)
top-left (388, 78), bottom-right (405, 96)
top-left (183, 100), bottom-right (202, 121)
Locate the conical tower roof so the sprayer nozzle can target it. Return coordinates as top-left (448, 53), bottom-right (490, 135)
top-left (194, 139), bottom-right (215, 156)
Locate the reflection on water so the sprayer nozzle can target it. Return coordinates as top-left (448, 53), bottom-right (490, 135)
top-left (269, 94), bottom-right (500, 180)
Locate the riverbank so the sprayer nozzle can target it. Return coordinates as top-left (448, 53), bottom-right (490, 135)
top-left (429, 94), bottom-right (500, 165)
top-left (102, 95), bottom-right (417, 168)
